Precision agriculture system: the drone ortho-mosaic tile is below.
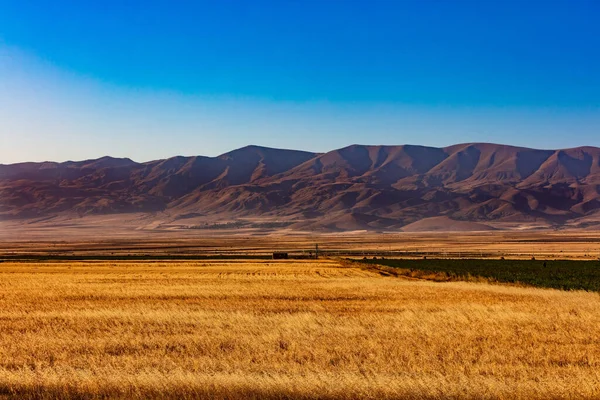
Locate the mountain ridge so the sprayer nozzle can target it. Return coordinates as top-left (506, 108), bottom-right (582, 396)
top-left (2, 143), bottom-right (600, 231)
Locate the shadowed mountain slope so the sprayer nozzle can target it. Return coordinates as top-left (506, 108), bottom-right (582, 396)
top-left (2, 143), bottom-right (600, 231)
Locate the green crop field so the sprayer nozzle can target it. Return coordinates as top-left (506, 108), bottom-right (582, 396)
top-left (357, 258), bottom-right (600, 291)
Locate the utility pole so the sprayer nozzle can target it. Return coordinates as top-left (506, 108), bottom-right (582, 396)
top-left (315, 244), bottom-right (319, 259)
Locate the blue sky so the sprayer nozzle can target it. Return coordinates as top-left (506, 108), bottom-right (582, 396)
top-left (1, 0), bottom-right (599, 163)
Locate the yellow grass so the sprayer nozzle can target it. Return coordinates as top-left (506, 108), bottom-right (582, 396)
top-left (0, 259), bottom-right (599, 399)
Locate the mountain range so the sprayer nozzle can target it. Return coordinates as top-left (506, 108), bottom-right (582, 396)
top-left (2, 143), bottom-right (600, 231)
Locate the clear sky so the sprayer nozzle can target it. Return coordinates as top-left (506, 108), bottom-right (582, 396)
top-left (1, 0), bottom-right (599, 163)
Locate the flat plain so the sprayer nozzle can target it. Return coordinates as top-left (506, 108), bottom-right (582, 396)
top-left (0, 259), bottom-right (599, 399)
top-left (2, 228), bottom-right (600, 260)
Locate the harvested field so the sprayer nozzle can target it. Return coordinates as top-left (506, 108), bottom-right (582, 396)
top-left (0, 259), bottom-right (599, 399)
top-left (2, 230), bottom-right (600, 260)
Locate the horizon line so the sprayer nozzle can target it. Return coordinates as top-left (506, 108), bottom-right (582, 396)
top-left (2, 141), bottom-right (600, 166)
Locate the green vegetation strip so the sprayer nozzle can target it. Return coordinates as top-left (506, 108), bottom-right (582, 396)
top-left (357, 258), bottom-right (600, 291)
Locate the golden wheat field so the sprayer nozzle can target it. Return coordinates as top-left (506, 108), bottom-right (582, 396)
top-left (0, 259), bottom-right (599, 399)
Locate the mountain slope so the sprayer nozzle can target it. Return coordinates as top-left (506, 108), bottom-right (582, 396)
top-left (2, 143), bottom-right (600, 231)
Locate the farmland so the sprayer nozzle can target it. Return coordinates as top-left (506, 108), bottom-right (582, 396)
top-left (0, 259), bottom-right (599, 399)
top-left (358, 258), bottom-right (600, 291)
top-left (2, 229), bottom-right (600, 260)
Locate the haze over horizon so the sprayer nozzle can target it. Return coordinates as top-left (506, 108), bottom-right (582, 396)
top-left (1, 0), bottom-right (599, 164)
top-left (5, 142), bottom-right (600, 166)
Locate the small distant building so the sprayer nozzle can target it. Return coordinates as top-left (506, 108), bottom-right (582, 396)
top-left (272, 252), bottom-right (289, 259)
